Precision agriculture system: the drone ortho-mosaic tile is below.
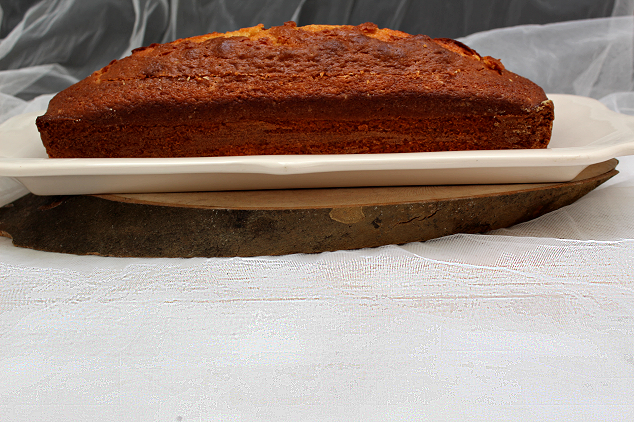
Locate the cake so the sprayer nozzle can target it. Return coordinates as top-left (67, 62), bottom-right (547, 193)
top-left (36, 22), bottom-right (554, 158)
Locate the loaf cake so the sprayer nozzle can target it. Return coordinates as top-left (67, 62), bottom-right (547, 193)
top-left (36, 22), bottom-right (554, 158)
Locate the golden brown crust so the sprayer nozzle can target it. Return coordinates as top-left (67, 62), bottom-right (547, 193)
top-left (37, 21), bottom-right (553, 158)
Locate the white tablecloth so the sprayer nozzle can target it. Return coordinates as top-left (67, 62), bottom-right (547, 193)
top-left (2, 10), bottom-right (634, 421)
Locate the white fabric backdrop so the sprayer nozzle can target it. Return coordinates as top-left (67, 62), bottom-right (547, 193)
top-left (1, 4), bottom-right (634, 421)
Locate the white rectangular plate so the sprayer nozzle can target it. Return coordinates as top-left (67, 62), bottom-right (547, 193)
top-left (1, 94), bottom-right (634, 195)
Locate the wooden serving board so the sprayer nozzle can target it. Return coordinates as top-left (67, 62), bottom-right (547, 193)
top-left (0, 159), bottom-right (618, 257)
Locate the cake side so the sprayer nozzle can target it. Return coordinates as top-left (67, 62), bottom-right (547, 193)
top-left (38, 101), bottom-right (554, 158)
top-left (36, 22), bottom-right (554, 158)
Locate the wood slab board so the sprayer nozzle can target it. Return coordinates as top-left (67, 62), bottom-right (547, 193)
top-left (0, 159), bottom-right (618, 257)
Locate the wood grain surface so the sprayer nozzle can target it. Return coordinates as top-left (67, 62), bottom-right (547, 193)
top-left (0, 159), bottom-right (618, 257)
